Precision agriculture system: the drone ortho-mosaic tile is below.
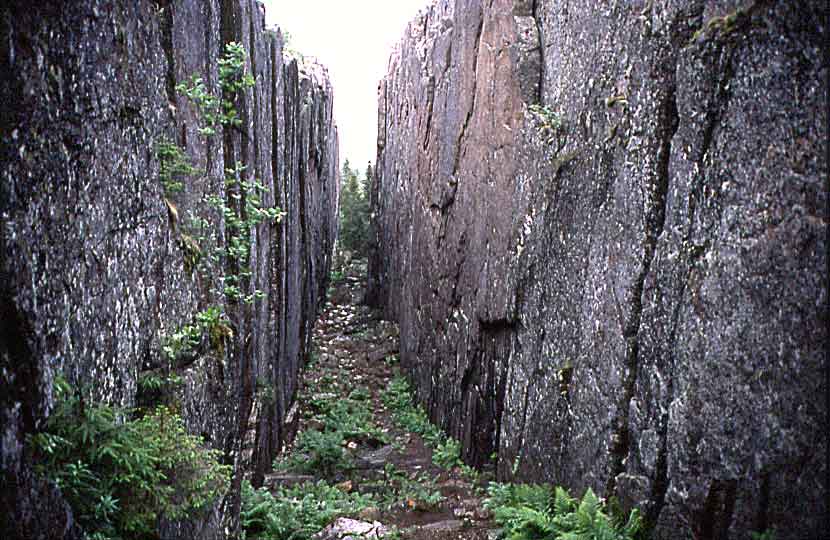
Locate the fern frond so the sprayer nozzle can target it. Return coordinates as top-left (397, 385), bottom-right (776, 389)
top-left (575, 488), bottom-right (601, 531)
top-left (554, 486), bottom-right (577, 515)
top-left (621, 507), bottom-right (642, 538)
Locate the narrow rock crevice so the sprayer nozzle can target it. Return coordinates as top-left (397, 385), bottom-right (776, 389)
top-left (606, 82), bottom-right (679, 499)
top-left (159, 2), bottom-right (177, 104)
top-left (697, 479), bottom-right (738, 540)
top-left (451, 15), bottom-right (484, 177)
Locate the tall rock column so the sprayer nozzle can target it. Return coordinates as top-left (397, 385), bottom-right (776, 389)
top-left (0, 1), bottom-right (339, 538)
top-left (369, 1), bottom-right (827, 538)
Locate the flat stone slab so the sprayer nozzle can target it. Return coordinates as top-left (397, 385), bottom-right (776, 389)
top-left (263, 473), bottom-right (315, 490)
top-left (420, 519), bottom-right (465, 532)
top-left (355, 444), bottom-right (395, 469)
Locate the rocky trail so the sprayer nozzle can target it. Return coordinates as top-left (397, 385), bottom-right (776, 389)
top-left (260, 259), bottom-right (496, 540)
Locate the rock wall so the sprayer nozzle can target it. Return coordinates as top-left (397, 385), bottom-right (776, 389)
top-left (368, 1), bottom-right (827, 538)
top-left (0, 1), bottom-right (338, 538)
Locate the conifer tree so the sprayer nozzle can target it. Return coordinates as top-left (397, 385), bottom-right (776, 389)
top-left (338, 160), bottom-right (370, 256)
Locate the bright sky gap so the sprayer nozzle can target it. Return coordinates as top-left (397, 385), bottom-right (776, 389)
top-left (263, 0), bottom-right (435, 169)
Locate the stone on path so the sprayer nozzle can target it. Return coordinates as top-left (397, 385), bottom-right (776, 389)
top-left (312, 518), bottom-right (388, 539)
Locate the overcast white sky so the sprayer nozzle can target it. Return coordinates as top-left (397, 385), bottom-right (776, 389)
top-left (262, 0), bottom-right (435, 172)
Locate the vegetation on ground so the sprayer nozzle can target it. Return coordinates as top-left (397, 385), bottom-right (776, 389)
top-left (275, 380), bottom-right (389, 479)
top-left (382, 373), bottom-right (478, 480)
top-left (371, 463), bottom-right (445, 511)
top-left (483, 482), bottom-right (643, 540)
top-left (243, 268), bottom-right (651, 540)
top-left (250, 322), bottom-right (461, 538)
top-left (241, 480), bottom-right (375, 540)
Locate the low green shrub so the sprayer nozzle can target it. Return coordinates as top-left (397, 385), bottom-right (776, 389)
top-left (348, 387), bottom-right (371, 401)
top-left (318, 397), bottom-right (388, 444)
top-left (282, 429), bottom-right (353, 477)
top-left (432, 438), bottom-right (462, 469)
top-left (484, 482), bottom-right (643, 540)
top-left (30, 377), bottom-right (231, 540)
top-left (381, 375), bottom-right (437, 440)
top-left (136, 372), bottom-right (183, 409)
top-left (374, 464), bottom-right (444, 511)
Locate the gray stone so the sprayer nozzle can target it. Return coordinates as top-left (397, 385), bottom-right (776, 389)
top-left (312, 518), bottom-right (388, 540)
top-left (368, 1), bottom-right (827, 539)
top-left (264, 473), bottom-right (316, 490)
top-left (0, 0), bottom-right (338, 538)
top-left (421, 519), bottom-right (464, 532)
top-left (355, 444), bottom-right (396, 469)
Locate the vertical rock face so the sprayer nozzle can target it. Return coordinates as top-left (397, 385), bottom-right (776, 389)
top-left (368, 1), bottom-right (827, 538)
top-left (0, 1), bottom-right (338, 538)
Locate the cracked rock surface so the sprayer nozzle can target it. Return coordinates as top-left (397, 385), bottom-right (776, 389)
top-left (1, 1), bottom-right (338, 538)
top-left (367, 1), bottom-right (827, 538)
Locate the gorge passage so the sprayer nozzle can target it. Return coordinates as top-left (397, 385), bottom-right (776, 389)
top-left (1, 1), bottom-right (827, 540)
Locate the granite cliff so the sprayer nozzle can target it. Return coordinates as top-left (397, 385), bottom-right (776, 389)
top-left (368, 1), bottom-right (827, 538)
top-left (1, 1), bottom-right (338, 538)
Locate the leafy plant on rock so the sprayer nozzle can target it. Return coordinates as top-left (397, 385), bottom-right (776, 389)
top-left (161, 306), bottom-right (233, 363)
top-left (171, 42), bottom-right (285, 305)
top-left (176, 42), bottom-right (254, 136)
top-left (157, 137), bottom-right (197, 195)
top-left (529, 103), bottom-right (563, 146)
top-left (30, 378), bottom-right (231, 540)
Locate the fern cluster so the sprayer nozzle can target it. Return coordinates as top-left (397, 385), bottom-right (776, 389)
top-left (30, 378), bottom-right (231, 540)
top-left (240, 480), bottom-right (375, 540)
top-left (372, 463), bottom-right (445, 511)
top-left (484, 483), bottom-right (643, 540)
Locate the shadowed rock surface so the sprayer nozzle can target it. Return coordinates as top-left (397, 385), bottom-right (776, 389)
top-left (367, 1), bottom-right (827, 538)
top-left (0, 1), bottom-right (338, 538)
